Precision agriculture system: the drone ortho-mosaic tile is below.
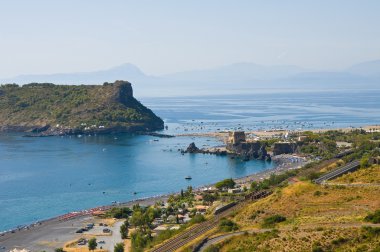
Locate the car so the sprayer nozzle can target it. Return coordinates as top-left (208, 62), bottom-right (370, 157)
top-left (98, 240), bottom-right (105, 244)
top-left (102, 228), bottom-right (111, 233)
top-left (86, 223), bottom-right (94, 228)
top-left (75, 229), bottom-right (83, 233)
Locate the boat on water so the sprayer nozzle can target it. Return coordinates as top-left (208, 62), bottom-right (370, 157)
top-left (185, 176), bottom-right (192, 180)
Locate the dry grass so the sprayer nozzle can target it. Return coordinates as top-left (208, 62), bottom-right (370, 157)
top-left (319, 159), bottom-right (345, 173)
top-left (333, 165), bottom-right (380, 184)
top-left (219, 167), bottom-right (380, 251)
top-left (124, 239), bottom-right (131, 252)
top-left (234, 181), bottom-right (380, 228)
top-left (63, 237), bottom-right (107, 252)
top-left (217, 227), bottom-right (380, 252)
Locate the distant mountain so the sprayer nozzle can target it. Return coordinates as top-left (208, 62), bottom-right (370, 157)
top-left (1, 63), bottom-right (149, 85)
top-left (346, 59), bottom-right (380, 77)
top-left (1, 60), bottom-right (379, 97)
top-left (163, 62), bottom-right (308, 82)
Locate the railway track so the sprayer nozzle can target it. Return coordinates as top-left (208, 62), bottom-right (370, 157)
top-left (151, 190), bottom-right (272, 252)
top-left (314, 160), bottom-right (360, 184)
top-left (150, 203), bottom-right (242, 252)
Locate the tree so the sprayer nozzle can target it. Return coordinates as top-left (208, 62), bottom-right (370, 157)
top-left (120, 220), bottom-right (129, 239)
top-left (114, 243), bottom-right (124, 252)
top-left (215, 178), bottom-right (235, 190)
top-left (88, 238), bottom-right (97, 251)
top-left (54, 249), bottom-right (65, 252)
top-left (203, 193), bottom-right (216, 205)
top-left (219, 218), bottom-right (239, 232)
top-left (360, 155), bottom-right (370, 168)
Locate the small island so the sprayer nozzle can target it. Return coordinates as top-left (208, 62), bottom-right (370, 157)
top-left (0, 80), bottom-right (164, 136)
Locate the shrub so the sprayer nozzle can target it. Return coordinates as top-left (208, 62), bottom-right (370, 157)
top-left (189, 214), bottom-right (206, 225)
top-left (262, 215), bottom-right (286, 227)
top-left (219, 218), bottom-right (239, 232)
top-left (215, 179), bottom-right (235, 190)
top-left (204, 244), bottom-right (220, 252)
top-left (364, 210), bottom-right (380, 224)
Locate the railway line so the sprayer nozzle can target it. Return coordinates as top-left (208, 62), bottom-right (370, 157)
top-left (314, 160), bottom-right (360, 184)
top-left (151, 190), bottom-right (271, 252)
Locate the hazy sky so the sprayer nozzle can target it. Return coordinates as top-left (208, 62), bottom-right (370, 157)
top-left (0, 0), bottom-right (379, 77)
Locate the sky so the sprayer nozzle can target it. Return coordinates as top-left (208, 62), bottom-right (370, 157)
top-left (0, 0), bottom-right (379, 78)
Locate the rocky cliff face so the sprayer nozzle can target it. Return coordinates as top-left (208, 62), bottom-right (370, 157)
top-left (0, 80), bottom-right (164, 135)
top-left (273, 142), bottom-right (298, 155)
top-left (227, 142), bottom-right (271, 161)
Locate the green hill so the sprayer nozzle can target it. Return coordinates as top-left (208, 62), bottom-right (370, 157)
top-left (0, 80), bottom-right (164, 135)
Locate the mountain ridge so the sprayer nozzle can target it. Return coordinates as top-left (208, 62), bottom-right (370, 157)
top-left (1, 59), bottom-right (379, 97)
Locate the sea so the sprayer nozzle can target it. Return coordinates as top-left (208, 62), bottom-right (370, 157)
top-left (1, 89), bottom-right (380, 231)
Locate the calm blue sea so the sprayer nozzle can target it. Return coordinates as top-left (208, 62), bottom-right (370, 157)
top-left (1, 89), bottom-right (380, 231)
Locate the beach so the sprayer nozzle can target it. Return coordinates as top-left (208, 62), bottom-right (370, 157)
top-left (0, 151), bottom-right (304, 251)
top-left (2, 123), bottom-right (372, 250)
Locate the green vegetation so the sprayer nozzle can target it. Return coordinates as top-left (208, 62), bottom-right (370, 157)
top-left (213, 227), bottom-right (380, 252)
top-left (0, 81), bottom-right (163, 133)
top-left (189, 214), bottom-right (206, 224)
top-left (219, 218), bottom-right (239, 232)
top-left (120, 219), bottom-right (129, 239)
top-left (262, 215), bottom-right (286, 228)
top-left (168, 186), bottom-right (194, 208)
top-left (88, 238), bottom-right (97, 251)
top-left (364, 210), bottom-right (380, 224)
top-left (292, 130), bottom-right (380, 161)
top-left (114, 243), bottom-right (124, 252)
top-left (54, 248), bottom-right (66, 252)
top-left (251, 171), bottom-right (296, 191)
top-left (215, 178), bottom-right (236, 190)
top-left (107, 207), bottom-right (133, 219)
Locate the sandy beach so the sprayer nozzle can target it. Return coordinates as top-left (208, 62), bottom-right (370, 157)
top-left (2, 122), bottom-right (359, 251)
top-left (0, 151), bottom-right (305, 252)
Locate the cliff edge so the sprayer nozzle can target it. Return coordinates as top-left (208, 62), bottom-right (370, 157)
top-left (0, 80), bottom-right (164, 135)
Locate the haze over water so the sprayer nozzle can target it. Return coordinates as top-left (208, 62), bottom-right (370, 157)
top-left (1, 89), bottom-right (380, 231)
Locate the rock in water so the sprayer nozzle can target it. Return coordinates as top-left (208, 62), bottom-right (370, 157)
top-left (185, 142), bottom-right (200, 153)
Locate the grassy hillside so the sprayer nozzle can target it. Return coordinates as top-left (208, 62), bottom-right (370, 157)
top-left (0, 81), bottom-right (164, 134)
top-left (205, 165), bottom-right (380, 252)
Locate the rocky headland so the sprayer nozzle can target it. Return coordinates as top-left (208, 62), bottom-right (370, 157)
top-left (0, 80), bottom-right (164, 136)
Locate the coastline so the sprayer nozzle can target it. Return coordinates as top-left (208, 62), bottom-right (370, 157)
top-left (2, 123), bottom-right (362, 248)
top-left (0, 153), bottom-right (305, 242)
top-left (2, 123), bottom-right (368, 236)
top-left (176, 124), bottom-right (380, 140)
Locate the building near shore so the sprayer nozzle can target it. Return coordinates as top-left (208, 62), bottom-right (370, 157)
top-left (228, 131), bottom-right (246, 144)
top-left (226, 131), bottom-right (270, 160)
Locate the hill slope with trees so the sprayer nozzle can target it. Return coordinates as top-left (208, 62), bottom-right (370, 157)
top-left (0, 80), bottom-right (164, 135)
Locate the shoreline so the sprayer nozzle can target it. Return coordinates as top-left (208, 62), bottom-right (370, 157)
top-left (176, 124), bottom-right (380, 140)
top-left (0, 153), bottom-right (306, 238)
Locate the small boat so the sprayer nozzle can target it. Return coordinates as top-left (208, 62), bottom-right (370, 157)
top-left (185, 176), bottom-right (192, 180)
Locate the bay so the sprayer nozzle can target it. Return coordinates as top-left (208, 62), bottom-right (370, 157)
top-left (1, 89), bottom-right (380, 231)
